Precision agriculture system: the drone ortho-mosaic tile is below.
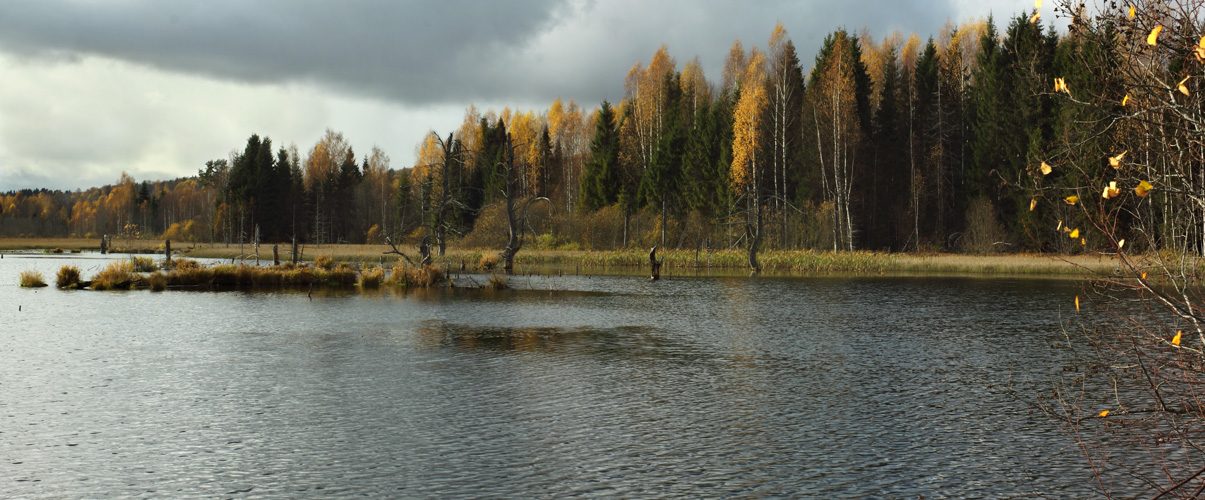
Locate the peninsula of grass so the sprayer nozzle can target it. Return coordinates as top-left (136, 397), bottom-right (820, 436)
top-left (1, 236), bottom-right (1132, 278)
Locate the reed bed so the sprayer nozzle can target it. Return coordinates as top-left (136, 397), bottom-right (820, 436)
top-left (18, 269), bottom-right (46, 287)
top-left (359, 266), bottom-right (385, 288)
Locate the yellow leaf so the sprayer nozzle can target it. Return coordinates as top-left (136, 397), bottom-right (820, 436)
top-left (1076, 295), bottom-right (1080, 312)
top-left (1148, 25), bottom-right (1163, 45)
top-left (1099, 409), bottom-right (1110, 417)
top-left (1082, 238), bottom-right (1086, 246)
top-left (1109, 151), bottom-right (1127, 169)
top-left (1122, 94), bottom-right (1130, 106)
top-left (1070, 228), bottom-right (1080, 238)
top-left (1196, 37), bottom-right (1205, 63)
top-left (1040, 161), bottom-right (1053, 175)
top-left (1173, 331), bottom-right (1182, 345)
top-left (1118, 238), bottom-right (1126, 249)
top-left (1142, 271), bottom-right (1147, 280)
top-left (1029, 12), bottom-right (1041, 24)
top-left (1065, 195), bottom-right (1079, 205)
top-left (1102, 181), bottom-right (1121, 199)
top-left (1178, 76), bottom-right (1191, 96)
top-left (1035, 0), bottom-right (1042, 8)
top-left (1053, 77), bottom-right (1066, 93)
top-left (1129, 5), bottom-right (1135, 18)
top-left (1029, 198), bottom-right (1037, 211)
top-left (1058, 220), bottom-right (1065, 231)
top-left (1135, 180), bottom-right (1153, 197)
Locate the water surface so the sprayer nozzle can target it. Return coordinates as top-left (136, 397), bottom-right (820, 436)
top-left (1, 253), bottom-right (1095, 498)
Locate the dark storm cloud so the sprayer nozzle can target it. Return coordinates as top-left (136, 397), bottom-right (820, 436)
top-left (0, 0), bottom-right (570, 104)
top-left (0, 0), bottom-right (1024, 108)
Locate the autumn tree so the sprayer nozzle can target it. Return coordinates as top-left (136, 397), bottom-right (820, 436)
top-left (732, 47), bottom-right (769, 270)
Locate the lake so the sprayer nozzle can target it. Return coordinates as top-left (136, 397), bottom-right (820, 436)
top-left (1, 253), bottom-right (1100, 498)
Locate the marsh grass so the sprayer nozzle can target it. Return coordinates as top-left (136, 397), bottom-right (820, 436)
top-left (55, 265), bottom-right (81, 288)
top-left (90, 260), bottom-right (136, 290)
top-left (479, 254), bottom-right (499, 271)
top-left (18, 269), bottom-right (46, 287)
top-left (487, 275), bottom-right (509, 290)
top-left (359, 267), bottom-right (385, 288)
top-left (386, 265), bottom-right (446, 287)
top-left (147, 271), bottom-right (167, 291)
top-left (130, 256), bottom-right (158, 272)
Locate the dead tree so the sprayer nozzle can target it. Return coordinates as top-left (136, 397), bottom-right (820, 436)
top-left (383, 236), bottom-right (417, 266)
top-left (649, 246), bottom-right (665, 281)
top-left (496, 135), bottom-right (552, 273)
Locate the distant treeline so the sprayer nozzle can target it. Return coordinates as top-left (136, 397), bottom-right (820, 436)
top-left (1, 10), bottom-right (1187, 254)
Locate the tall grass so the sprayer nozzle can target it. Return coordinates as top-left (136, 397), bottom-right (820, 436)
top-left (18, 269), bottom-right (46, 287)
top-left (130, 256), bottom-right (158, 272)
top-left (90, 260), bottom-right (136, 290)
top-left (359, 266), bottom-right (385, 288)
top-left (55, 265), bottom-right (81, 288)
top-left (386, 265), bottom-right (446, 287)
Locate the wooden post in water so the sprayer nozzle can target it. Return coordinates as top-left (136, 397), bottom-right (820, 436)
top-left (100, 235), bottom-right (108, 255)
top-left (650, 246), bottom-right (664, 281)
top-left (291, 237), bottom-right (299, 264)
top-left (273, 244), bottom-right (280, 266)
top-left (164, 240), bottom-right (171, 267)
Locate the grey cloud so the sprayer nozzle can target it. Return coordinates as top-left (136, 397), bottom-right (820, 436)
top-left (0, 0), bottom-right (1028, 110)
top-left (0, 0), bottom-right (569, 105)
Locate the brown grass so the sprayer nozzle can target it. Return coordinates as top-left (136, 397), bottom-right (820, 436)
top-left (359, 267), bottom-right (385, 288)
top-left (386, 265), bottom-right (446, 287)
top-left (55, 265), bottom-right (81, 288)
top-left (90, 260), bottom-right (136, 290)
top-left (18, 269), bottom-right (46, 287)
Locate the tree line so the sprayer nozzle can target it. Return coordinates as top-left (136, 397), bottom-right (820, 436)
top-left (1, 9), bottom-right (1178, 257)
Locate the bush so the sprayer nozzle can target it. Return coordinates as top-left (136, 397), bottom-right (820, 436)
top-left (488, 274), bottom-right (509, 290)
top-left (960, 196), bottom-right (1008, 255)
top-left (91, 260), bottom-right (135, 290)
top-left (55, 265), bottom-right (81, 288)
top-left (18, 269), bottom-right (46, 288)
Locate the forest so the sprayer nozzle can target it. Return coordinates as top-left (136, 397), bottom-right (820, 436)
top-left (2, 7), bottom-right (1198, 259)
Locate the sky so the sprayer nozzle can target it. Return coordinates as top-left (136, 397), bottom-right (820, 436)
top-left (0, 0), bottom-right (1040, 192)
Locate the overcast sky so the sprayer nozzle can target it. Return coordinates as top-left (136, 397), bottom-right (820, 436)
top-left (0, 0), bottom-right (1037, 192)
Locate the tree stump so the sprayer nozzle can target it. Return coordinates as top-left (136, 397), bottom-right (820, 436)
top-left (273, 244), bottom-right (280, 266)
top-left (100, 235), bottom-right (109, 255)
top-left (164, 239), bottom-right (171, 267)
top-left (650, 247), bottom-right (664, 281)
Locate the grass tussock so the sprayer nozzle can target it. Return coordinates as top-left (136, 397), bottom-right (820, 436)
top-left (147, 271), bottom-right (167, 291)
top-left (90, 260), bottom-right (136, 290)
top-left (313, 255), bottom-right (335, 270)
top-left (479, 254), bottom-right (499, 271)
top-left (359, 266), bottom-right (385, 288)
top-left (18, 269), bottom-right (47, 287)
top-left (386, 265), bottom-right (446, 288)
top-left (56, 265), bottom-right (81, 288)
top-left (488, 275), bottom-right (509, 290)
top-left (130, 256), bottom-right (158, 272)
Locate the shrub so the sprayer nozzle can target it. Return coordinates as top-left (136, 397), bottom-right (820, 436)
top-left (960, 196), bottom-right (1009, 255)
top-left (90, 260), bottom-right (135, 290)
top-left (488, 275), bottom-right (509, 290)
top-left (18, 270), bottom-right (46, 288)
top-left (55, 265), bottom-right (81, 289)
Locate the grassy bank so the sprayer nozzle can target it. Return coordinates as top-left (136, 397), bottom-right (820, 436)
top-left (0, 237), bottom-right (1124, 277)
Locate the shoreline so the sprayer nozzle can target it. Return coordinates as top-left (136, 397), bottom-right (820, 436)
top-left (0, 237), bottom-right (1122, 278)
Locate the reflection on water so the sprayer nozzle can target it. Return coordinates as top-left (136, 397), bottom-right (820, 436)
top-left (0, 254), bottom-right (1110, 498)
